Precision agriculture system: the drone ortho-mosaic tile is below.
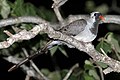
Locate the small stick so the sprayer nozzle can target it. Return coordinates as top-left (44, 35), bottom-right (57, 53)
top-left (63, 63), bottom-right (79, 80)
top-left (8, 40), bottom-right (53, 72)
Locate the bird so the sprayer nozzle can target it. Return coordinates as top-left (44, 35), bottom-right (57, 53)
top-left (48, 12), bottom-right (105, 48)
top-left (8, 12), bottom-right (105, 72)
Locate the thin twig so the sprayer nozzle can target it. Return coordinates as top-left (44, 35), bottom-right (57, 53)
top-left (4, 56), bottom-right (41, 79)
top-left (22, 48), bottom-right (49, 80)
top-left (100, 48), bottom-right (108, 57)
top-left (91, 58), bottom-right (104, 80)
top-left (63, 63), bottom-right (79, 80)
top-left (52, 0), bottom-right (68, 8)
top-left (112, 46), bottom-right (120, 61)
top-left (52, 0), bottom-right (68, 22)
top-left (8, 40), bottom-right (52, 72)
top-left (25, 75), bottom-right (30, 80)
top-left (98, 66), bottom-right (104, 80)
top-left (53, 7), bottom-right (63, 22)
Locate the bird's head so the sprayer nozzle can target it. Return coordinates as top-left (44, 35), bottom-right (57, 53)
top-left (90, 12), bottom-right (105, 22)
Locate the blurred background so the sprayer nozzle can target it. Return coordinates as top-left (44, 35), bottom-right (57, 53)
top-left (0, 0), bottom-right (120, 80)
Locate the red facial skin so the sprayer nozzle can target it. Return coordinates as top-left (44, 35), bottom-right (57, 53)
top-left (99, 15), bottom-right (105, 21)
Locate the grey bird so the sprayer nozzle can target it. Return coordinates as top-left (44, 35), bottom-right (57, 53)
top-left (8, 12), bottom-right (105, 72)
top-left (48, 12), bottom-right (105, 48)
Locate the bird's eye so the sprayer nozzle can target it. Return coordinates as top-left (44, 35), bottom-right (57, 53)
top-left (94, 13), bottom-right (97, 16)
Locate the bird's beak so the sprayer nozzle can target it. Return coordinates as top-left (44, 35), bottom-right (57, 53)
top-left (99, 15), bottom-right (105, 21)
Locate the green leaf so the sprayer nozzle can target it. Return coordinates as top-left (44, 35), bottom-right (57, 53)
top-left (0, 0), bottom-right (10, 18)
top-left (96, 41), bottom-right (112, 54)
top-left (11, 0), bottom-right (24, 16)
top-left (89, 70), bottom-right (100, 80)
top-left (0, 29), bottom-right (7, 41)
top-left (96, 62), bottom-right (108, 68)
top-left (11, 0), bottom-right (36, 16)
top-left (84, 60), bottom-right (94, 70)
top-left (107, 33), bottom-right (120, 53)
top-left (41, 69), bottom-right (50, 76)
top-left (48, 71), bottom-right (61, 80)
top-left (49, 45), bottom-right (58, 56)
top-left (20, 24), bottom-right (33, 30)
top-left (85, 60), bottom-right (93, 65)
top-left (24, 3), bottom-right (37, 16)
top-left (37, 7), bottom-right (56, 21)
top-left (58, 46), bottom-right (68, 57)
top-left (84, 73), bottom-right (94, 80)
top-left (61, 69), bottom-right (68, 78)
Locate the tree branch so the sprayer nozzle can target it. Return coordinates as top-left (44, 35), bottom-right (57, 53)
top-left (22, 48), bottom-right (49, 80)
top-left (0, 16), bottom-right (48, 28)
top-left (52, 0), bottom-right (67, 22)
top-left (4, 56), bottom-right (44, 80)
top-left (1, 21), bottom-right (120, 74)
top-left (0, 26), bottom-right (41, 48)
top-left (67, 15), bottom-right (120, 25)
top-left (37, 23), bottom-right (120, 74)
top-left (63, 63), bottom-right (79, 80)
top-left (0, 14), bottom-right (120, 74)
top-left (0, 15), bottom-right (120, 30)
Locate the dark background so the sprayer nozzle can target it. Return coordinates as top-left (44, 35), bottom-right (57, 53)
top-left (0, 0), bottom-right (120, 80)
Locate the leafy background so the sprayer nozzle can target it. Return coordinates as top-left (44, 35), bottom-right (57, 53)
top-left (0, 0), bottom-right (120, 80)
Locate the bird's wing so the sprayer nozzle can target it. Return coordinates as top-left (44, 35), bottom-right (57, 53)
top-left (59, 19), bottom-right (87, 36)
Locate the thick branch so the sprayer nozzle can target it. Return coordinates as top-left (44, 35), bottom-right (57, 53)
top-left (37, 23), bottom-right (120, 74)
top-left (0, 15), bottom-right (120, 29)
top-left (0, 16), bottom-right (48, 27)
top-left (67, 15), bottom-right (120, 25)
top-left (104, 15), bottom-right (120, 24)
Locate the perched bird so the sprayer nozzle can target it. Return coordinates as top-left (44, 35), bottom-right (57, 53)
top-left (48, 12), bottom-right (105, 47)
top-left (8, 12), bottom-right (105, 72)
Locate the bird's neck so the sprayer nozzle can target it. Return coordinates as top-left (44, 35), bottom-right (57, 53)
top-left (88, 19), bottom-right (100, 35)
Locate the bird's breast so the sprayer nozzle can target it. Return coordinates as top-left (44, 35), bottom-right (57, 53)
top-left (74, 25), bottom-right (97, 42)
